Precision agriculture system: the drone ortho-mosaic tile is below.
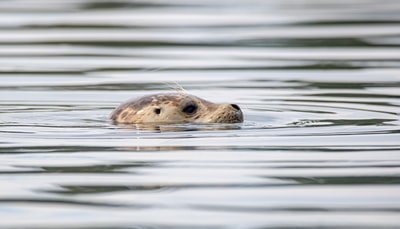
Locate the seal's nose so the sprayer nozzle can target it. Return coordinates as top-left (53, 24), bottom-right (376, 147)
top-left (230, 104), bottom-right (241, 111)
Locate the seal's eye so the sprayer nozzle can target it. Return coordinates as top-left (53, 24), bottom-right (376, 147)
top-left (182, 104), bottom-right (197, 115)
top-left (154, 108), bottom-right (161, 115)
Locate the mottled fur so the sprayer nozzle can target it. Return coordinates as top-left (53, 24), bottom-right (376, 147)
top-left (111, 93), bottom-right (243, 124)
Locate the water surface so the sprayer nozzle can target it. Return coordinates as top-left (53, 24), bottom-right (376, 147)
top-left (1, 0), bottom-right (400, 228)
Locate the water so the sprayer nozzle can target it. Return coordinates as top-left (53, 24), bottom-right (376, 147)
top-left (1, 0), bottom-right (400, 228)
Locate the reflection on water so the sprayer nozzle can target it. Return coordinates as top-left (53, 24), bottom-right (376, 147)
top-left (113, 122), bottom-right (243, 132)
top-left (1, 0), bottom-right (400, 228)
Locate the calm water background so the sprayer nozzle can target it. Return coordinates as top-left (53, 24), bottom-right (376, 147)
top-left (1, 0), bottom-right (400, 228)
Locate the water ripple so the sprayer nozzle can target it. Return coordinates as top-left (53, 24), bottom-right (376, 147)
top-left (1, 0), bottom-right (400, 228)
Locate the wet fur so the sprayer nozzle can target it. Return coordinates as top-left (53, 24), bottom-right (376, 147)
top-left (111, 93), bottom-right (243, 124)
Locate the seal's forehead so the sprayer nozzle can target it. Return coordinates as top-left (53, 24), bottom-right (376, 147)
top-left (151, 93), bottom-right (185, 102)
top-left (125, 93), bottom-right (189, 110)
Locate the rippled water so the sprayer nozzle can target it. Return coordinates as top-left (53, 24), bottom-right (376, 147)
top-left (1, 0), bottom-right (400, 228)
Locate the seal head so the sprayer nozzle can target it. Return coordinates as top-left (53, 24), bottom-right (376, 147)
top-left (111, 93), bottom-right (243, 124)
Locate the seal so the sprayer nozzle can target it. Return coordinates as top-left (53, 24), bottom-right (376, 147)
top-left (110, 93), bottom-right (243, 124)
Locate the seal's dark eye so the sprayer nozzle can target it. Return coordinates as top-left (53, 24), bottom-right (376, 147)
top-left (182, 104), bottom-right (197, 115)
top-left (154, 108), bottom-right (161, 115)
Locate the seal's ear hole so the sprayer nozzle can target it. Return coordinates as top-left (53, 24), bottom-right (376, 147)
top-left (154, 108), bottom-right (161, 115)
top-left (182, 104), bottom-right (197, 115)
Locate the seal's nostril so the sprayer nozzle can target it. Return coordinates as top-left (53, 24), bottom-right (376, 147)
top-left (230, 104), bottom-right (240, 111)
